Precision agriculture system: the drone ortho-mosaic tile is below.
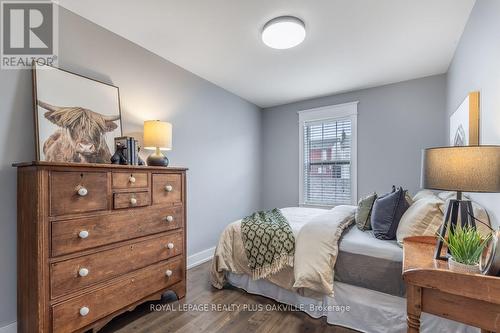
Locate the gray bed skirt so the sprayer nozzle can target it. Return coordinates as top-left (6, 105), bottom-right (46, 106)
top-left (334, 250), bottom-right (405, 297)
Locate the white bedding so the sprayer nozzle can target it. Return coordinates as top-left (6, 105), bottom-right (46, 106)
top-left (211, 206), bottom-right (356, 296)
top-left (280, 206), bottom-right (328, 235)
top-left (220, 207), bottom-right (479, 333)
top-left (340, 227), bottom-right (403, 261)
top-left (284, 206), bottom-right (403, 262)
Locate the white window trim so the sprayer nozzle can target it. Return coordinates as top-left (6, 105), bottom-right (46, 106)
top-left (298, 101), bottom-right (358, 208)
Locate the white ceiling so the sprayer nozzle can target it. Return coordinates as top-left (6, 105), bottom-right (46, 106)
top-left (58, 0), bottom-right (475, 108)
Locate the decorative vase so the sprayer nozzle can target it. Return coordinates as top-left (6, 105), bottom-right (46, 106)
top-left (480, 229), bottom-right (500, 275)
top-left (448, 257), bottom-right (481, 274)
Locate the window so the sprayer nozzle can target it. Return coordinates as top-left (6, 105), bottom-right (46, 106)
top-left (321, 149), bottom-right (327, 161)
top-left (299, 102), bottom-right (357, 207)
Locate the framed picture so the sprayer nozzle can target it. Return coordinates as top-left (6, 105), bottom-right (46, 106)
top-left (32, 61), bottom-right (122, 163)
top-left (449, 91), bottom-right (479, 146)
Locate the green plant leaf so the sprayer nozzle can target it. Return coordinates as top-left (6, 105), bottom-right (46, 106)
top-left (438, 225), bottom-right (492, 265)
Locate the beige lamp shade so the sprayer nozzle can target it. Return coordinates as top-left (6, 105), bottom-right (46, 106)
top-left (421, 146), bottom-right (500, 192)
top-left (143, 120), bottom-right (172, 150)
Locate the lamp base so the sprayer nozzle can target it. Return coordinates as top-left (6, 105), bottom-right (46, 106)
top-left (146, 152), bottom-right (169, 167)
top-left (434, 197), bottom-right (476, 260)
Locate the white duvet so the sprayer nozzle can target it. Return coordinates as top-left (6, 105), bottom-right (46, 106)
top-left (293, 205), bottom-right (357, 296)
top-left (211, 205), bottom-right (357, 297)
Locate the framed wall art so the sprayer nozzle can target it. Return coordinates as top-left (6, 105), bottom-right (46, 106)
top-left (449, 91), bottom-right (479, 146)
top-left (32, 61), bottom-right (122, 163)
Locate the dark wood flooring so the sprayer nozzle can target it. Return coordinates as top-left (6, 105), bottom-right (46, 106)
top-left (100, 261), bottom-right (358, 333)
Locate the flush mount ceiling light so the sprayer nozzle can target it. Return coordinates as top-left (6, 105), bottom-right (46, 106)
top-left (262, 16), bottom-right (306, 49)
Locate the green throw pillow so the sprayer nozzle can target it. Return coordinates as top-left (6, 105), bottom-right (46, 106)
top-left (355, 192), bottom-right (377, 231)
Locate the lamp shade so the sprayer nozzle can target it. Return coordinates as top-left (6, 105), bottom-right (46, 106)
top-left (143, 120), bottom-right (172, 150)
top-left (421, 146), bottom-right (500, 192)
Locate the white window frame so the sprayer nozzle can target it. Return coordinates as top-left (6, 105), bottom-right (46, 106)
top-left (298, 101), bottom-right (358, 207)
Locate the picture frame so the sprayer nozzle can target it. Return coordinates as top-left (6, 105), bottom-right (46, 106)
top-left (32, 61), bottom-right (123, 163)
top-left (449, 91), bottom-right (480, 146)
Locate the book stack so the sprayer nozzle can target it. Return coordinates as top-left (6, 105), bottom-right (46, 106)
top-left (114, 136), bottom-right (140, 165)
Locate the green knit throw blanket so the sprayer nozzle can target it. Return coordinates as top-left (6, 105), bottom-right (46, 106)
top-left (241, 209), bottom-right (295, 279)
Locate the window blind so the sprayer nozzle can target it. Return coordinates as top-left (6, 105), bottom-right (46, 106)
top-left (302, 117), bottom-right (352, 206)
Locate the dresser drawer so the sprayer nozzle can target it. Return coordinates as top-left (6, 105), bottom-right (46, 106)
top-left (51, 206), bottom-right (184, 257)
top-left (50, 231), bottom-right (183, 298)
top-left (51, 257), bottom-right (183, 333)
top-left (152, 173), bottom-right (182, 205)
top-left (113, 191), bottom-right (151, 209)
top-left (50, 171), bottom-right (108, 216)
top-left (112, 172), bottom-right (148, 189)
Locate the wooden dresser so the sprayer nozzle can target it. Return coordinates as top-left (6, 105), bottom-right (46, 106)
top-left (14, 162), bottom-right (187, 333)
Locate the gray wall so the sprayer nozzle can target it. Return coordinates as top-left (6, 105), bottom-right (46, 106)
top-left (3, 1), bottom-right (497, 329)
top-left (447, 0), bottom-right (500, 228)
top-left (0, 8), bottom-right (261, 327)
top-left (261, 75), bottom-right (447, 209)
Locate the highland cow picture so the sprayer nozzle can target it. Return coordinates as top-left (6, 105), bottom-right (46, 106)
top-left (32, 62), bottom-right (122, 163)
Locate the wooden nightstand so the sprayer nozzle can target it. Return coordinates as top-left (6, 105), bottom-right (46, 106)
top-left (402, 236), bottom-right (500, 333)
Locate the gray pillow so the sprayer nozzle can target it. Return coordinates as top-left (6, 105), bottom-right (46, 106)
top-left (355, 193), bottom-right (377, 231)
top-left (371, 187), bottom-right (410, 240)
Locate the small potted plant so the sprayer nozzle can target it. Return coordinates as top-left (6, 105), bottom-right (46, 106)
top-left (440, 226), bottom-right (492, 274)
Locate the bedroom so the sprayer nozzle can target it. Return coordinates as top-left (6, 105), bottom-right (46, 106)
top-left (0, 0), bottom-right (499, 332)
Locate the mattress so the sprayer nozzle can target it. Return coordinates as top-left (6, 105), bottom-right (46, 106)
top-left (335, 226), bottom-right (405, 296)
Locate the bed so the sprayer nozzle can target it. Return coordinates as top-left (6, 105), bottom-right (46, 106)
top-left (211, 207), bottom-right (479, 333)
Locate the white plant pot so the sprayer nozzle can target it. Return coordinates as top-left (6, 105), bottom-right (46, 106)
top-left (448, 257), bottom-right (480, 274)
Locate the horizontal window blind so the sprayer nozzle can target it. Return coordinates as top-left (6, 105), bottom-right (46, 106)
top-left (303, 117), bottom-right (352, 206)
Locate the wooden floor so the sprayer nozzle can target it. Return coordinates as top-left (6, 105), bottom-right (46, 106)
top-left (100, 261), bottom-right (358, 333)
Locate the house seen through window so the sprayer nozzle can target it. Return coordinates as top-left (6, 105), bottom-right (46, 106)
top-left (299, 103), bottom-right (357, 206)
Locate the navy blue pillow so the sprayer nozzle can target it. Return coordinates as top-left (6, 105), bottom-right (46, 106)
top-left (370, 187), bottom-right (410, 240)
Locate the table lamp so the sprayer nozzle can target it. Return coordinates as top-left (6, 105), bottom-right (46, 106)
top-left (143, 120), bottom-right (172, 167)
top-left (421, 146), bottom-right (500, 260)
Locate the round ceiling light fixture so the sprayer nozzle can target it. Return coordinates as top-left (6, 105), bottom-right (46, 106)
top-left (261, 16), bottom-right (306, 49)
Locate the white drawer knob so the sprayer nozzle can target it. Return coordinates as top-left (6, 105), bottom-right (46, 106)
top-left (165, 269), bottom-right (173, 277)
top-left (78, 268), bottom-right (89, 277)
top-left (167, 242), bottom-right (174, 249)
top-left (78, 230), bottom-right (89, 239)
top-left (79, 306), bottom-right (90, 316)
top-left (165, 185), bottom-right (173, 192)
top-left (166, 215), bottom-right (174, 222)
top-left (129, 176), bottom-right (136, 183)
top-left (130, 197), bottom-right (137, 205)
top-left (77, 186), bottom-right (88, 197)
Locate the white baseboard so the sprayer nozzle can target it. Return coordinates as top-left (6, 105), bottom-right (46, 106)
top-left (0, 248), bottom-right (215, 333)
top-left (0, 322), bottom-right (16, 333)
top-left (187, 246), bottom-right (215, 269)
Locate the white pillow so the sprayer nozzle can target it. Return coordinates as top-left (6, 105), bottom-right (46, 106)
top-left (396, 196), bottom-right (444, 246)
top-left (412, 189), bottom-right (436, 202)
top-left (437, 191), bottom-right (456, 201)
